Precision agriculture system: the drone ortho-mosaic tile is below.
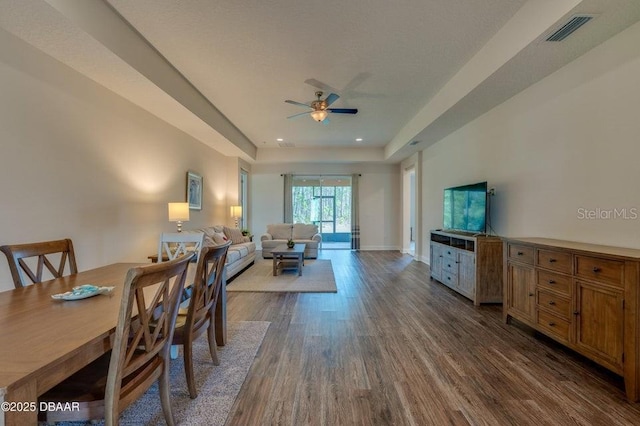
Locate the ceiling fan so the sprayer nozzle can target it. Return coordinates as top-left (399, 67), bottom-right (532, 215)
top-left (285, 91), bottom-right (358, 122)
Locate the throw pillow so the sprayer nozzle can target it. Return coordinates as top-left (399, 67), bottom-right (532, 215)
top-left (223, 227), bottom-right (245, 245)
top-left (212, 232), bottom-right (228, 245)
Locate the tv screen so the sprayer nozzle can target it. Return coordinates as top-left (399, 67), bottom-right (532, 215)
top-left (443, 182), bottom-right (487, 233)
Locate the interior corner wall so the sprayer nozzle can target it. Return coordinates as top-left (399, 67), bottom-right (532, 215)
top-left (0, 30), bottom-right (231, 292)
top-left (420, 20), bottom-right (640, 263)
top-left (250, 163), bottom-right (400, 251)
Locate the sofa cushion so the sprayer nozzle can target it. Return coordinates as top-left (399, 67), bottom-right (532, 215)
top-left (223, 226), bottom-right (245, 245)
top-left (226, 249), bottom-right (240, 264)
top-left (293, 223), bottom-right (318, 239)
top-left (267, 223), bottom-right (292, 240)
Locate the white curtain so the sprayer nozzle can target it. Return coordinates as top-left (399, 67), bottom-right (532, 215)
top-left (283, 173), bottom-right (293, 223)
top-left (351, 174), bottom-right (360, 250)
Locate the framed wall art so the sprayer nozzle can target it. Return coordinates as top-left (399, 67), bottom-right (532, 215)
top-left (186, 171), bottom-right (203, 210)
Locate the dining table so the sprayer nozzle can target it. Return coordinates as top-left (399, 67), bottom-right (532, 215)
top-left (0, 262), bottom-right (227, 426)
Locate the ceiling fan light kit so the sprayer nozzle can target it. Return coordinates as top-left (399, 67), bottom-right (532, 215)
top-left (285, 90), bottom-right (358, 123)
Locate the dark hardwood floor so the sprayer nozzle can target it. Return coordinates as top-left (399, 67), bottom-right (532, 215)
top-left (226, 250), bottom-right (640, 425)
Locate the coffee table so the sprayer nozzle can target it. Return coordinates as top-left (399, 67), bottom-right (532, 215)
top-left (272, 243), bottom-right (306, 276)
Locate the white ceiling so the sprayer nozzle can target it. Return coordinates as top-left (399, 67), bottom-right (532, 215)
top-left (1, 0), bottom-right (639, 163)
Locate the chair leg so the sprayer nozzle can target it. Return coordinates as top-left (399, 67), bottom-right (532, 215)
top-left (159, 360), bottom-right (176, 426)
top-left (183, 340), bottom-right (198, 399)
top-left (207, 320), bottom-right (220, 366)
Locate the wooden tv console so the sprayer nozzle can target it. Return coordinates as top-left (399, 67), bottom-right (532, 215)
top-left (503, 237), bottom-right (640, 401)
top-left (429, 230), bottom-right (503, 305)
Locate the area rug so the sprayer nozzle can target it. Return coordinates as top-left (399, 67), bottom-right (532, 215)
top-left (118, 320), bottom-right (271, 425)
top-left (227, 257), bottom-right (337, 293)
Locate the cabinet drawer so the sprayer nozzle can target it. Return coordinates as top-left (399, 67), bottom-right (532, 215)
top-left (537, 270), bottom-right (571, 296)
top-left (442, 258), bottom-right (458, 274)
top-left (442, 247), bottom-right (457, 260)
top-left (441, 272), bottom-right (458, 289)
top-left (537, 290), bottom-right (571, 319)
top-left (537, 310), bottom-right (571, 343)
top-left (575, 255), bottom-right (624, 288)
top-left (508, 244), bottom-right (534, 264)
top-left (536, 249), bottom-right (572, 274)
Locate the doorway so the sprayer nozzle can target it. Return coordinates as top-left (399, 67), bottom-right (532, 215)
top-left (292, 175), bottom-right (352, 249)
top-left (403, 167), bottom-right (416, 256)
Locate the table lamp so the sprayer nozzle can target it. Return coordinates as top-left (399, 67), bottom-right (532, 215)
top-left (230, 205), bottom-right (242, 228)
top-left (168, 202), bottom-right (190, 232)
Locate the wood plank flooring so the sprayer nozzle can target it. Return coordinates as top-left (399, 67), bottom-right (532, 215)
top-left (226, 250), bottom-right (640, 425)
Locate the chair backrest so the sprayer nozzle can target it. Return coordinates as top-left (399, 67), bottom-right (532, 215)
top-left (0, 238), bottom-right (78, 288)
top-left (157, 232), bottom-right (204, 263)
top-left (104, 253), bottom-right (194, 424)
top-left (185, 242), bottom-right (231, 335)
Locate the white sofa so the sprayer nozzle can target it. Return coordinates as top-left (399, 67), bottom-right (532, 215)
top-left (261, 223), bottom-right (322, 259)
top-left (187, 225), bottom-right (255, 279)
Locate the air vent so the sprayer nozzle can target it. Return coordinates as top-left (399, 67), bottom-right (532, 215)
top-left (545, 15), bottom-right (594, 42)
top-left (278, 142), bottom-right (295, 148)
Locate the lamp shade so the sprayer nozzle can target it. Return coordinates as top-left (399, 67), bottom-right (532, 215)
top-left (168, 202), bottom-right (190, 222)
top-left (310, 110), bottom-right (328, 122)
top-left (230, 205), bottom-right (242, 218)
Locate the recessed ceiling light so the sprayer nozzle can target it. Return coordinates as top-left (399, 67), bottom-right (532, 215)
top-left (276, 138), bottom-right (283, 142)
top-left (355, 138), bottom-right (363, 142)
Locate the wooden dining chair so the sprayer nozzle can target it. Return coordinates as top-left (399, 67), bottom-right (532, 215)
top-left (38, 253), bottom-right (194, 426)
top-left (172, 241), bottom-right (231, 399)
top-left (158, 232), bottom-right (205, 263)
top-left (0, 238), bottom-right (78, 288)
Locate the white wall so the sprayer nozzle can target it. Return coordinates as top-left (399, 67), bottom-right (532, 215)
top-left (420, 20), bottom-right (640, 262)
top-left (0, 30), bottom-right (234, 291)
top-left (251, 163), bottom-right (400, 250)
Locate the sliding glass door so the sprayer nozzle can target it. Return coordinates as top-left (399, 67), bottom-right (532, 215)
top-left (292, 175), bottom-right (352, 249)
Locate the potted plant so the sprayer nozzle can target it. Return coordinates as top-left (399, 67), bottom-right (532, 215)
top-left (287, 239), bottom-right (295, 248)
top-left (241, 229), bottom-right (250, 236)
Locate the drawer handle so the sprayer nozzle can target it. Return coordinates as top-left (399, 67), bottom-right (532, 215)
top-left (528, 293), bottom-right (534, 297)
top-left (447, 251), bottom-right (451, 255)
top-left (455, 261), bottom-right (460, 264)
top-left (548, 280), bottom-right (556, 284)
top-left (573, 311), bottom-right (580, 316)
top-left (592, 267), bottom-right (601, 273)
top-left (447, 264), bottom-right (451, 268)
top-left (517, 251), bottom-right (524, 256)
top-left (548, 322), bottom-right (556, 327)
top-left (548, 301), bottom-right (556, 306)
top-left (447, 277), bottom-right (451, 280)
top-left (549, 258), bottom-right (557, 263)
top-left (439, 255), bottom-right (443, 258)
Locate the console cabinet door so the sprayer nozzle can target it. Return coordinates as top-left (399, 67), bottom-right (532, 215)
top-left (575, 280), bottom-right (624, 372)
top-left (506, 262), bottom-right (535, 324)
top-left (430, 243), bottom-right (443, 282)
top-left (457, 251), bottom-right (476, 299)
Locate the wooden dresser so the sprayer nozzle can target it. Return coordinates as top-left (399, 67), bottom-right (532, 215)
top-left (430, 230), bottom-right (503, 305)
top-left (503, 237), bottom-right (640, 401)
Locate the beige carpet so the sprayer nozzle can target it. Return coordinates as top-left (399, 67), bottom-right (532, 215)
top-left (227, 257), bottom-right (337, 293)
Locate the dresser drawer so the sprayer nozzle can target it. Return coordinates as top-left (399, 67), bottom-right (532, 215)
top-left (537, 290), bottom-right (571, 319)
top-left (442, 247), bottom-right (457, 260)
top-left (536, 249), bottom-right (572, 274)
top-left (508, 244), bottom-right (534, 264)
top-left (537, 270), bottom-right (571, 296)
top-left (575, 255), bottom-right (624, 288)
top-left (442, 258), bottom-right (458, 274)
top-left (537, 310), bottom-right (571, 343)
top-left (441, 272), bottom-right (458, 289)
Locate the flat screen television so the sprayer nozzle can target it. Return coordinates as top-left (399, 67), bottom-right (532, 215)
top-left (443, 181), bottom-right (488, 233)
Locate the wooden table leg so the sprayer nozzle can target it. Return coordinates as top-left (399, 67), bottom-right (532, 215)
top-left (272, 255), bottom-right (278, 276)
top-left (3, 380), bottom-right (38, 426)
top-left (298, 254), bottom-right (303, 276)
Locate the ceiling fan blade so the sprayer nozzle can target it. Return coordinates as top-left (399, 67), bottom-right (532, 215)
top-left (287, 111), bottom-right (311, 119)
top-left (324, 93), bottom-right (340, 107)
top-left (285, 99), bottom-right (311, 108)
top-left (327, 108), bottom-right (358, 114)
top-left (322, 116), bottom-right (330, 125)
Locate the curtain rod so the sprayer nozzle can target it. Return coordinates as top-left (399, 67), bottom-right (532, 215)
top-left (280, 174), bottom-right (361, 176)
